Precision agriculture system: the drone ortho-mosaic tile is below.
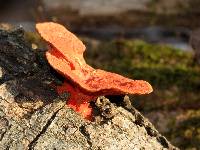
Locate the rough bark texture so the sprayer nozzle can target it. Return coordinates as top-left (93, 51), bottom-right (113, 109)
top-left (0, 27), bottom-right (179, 150)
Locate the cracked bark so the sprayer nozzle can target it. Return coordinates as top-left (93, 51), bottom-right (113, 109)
top-left (0, 26), bottom-right (179, 150)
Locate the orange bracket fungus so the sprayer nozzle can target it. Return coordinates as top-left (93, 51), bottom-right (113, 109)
top-left (36, 22), bottom-right (153, 119)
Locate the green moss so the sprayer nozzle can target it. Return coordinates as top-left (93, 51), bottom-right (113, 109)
top-left (85, 39), bottom-right (200, 90)
top-left (24, 31), bottom-right (47, 49)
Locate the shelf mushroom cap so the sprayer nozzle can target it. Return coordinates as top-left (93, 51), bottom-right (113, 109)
top-left (36, 22), bottom-right (153, 96)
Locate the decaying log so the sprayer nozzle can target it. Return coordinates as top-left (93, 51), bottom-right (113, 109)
top-left (0, 27), bottom-right (179, 150)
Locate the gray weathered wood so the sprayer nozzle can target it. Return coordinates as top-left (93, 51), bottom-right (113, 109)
top-left (0, 27), bottom-right (179, 150)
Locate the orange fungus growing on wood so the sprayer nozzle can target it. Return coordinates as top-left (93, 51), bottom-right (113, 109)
top-left (36, 22), bottom-right (153, 119)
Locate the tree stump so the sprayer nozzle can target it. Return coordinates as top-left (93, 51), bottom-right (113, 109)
top-left (0, 27), bottom-right (179, 150)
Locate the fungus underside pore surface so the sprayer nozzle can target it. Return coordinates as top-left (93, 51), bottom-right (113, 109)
top-left (36, 22), bottom-right (153, 119)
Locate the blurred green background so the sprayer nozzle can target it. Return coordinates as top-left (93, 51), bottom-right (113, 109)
top-left (0, 0), bottom-right (200, 149)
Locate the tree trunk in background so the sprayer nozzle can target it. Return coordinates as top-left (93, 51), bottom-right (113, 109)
top-left (0, 26), bottom-right (178, 149)
top-left (41, 0), bottom-right (200, 29)
top-left (190, 29), bottom-right (200, 65)
top-left (42, 0), bottom-right (199, 15)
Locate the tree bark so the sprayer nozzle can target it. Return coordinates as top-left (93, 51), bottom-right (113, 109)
top-left (0, 27), bottom-right (179, 150)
